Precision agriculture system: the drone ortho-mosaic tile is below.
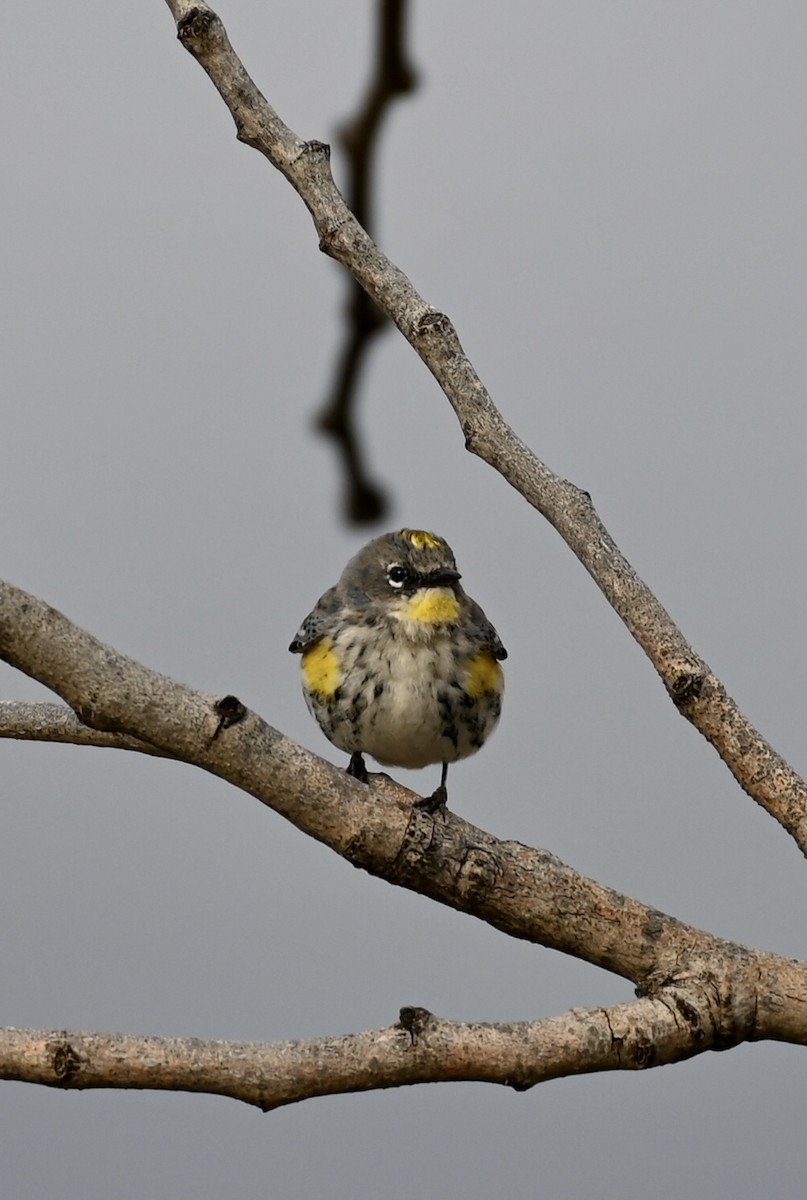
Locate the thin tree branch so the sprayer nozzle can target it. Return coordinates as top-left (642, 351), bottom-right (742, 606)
top-left (0, 579), bottom-right (804, 1048)
top-left (316, 0), bottom-right (418, 523)
top-left (0, 702), bottom-right (172, 756)
top-left (160, 0), bottom-right (807, 854)
top-left (0, 984), bottom-right (803, 1111)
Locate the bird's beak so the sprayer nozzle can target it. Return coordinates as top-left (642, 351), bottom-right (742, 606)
top-left (425, 567), bottom-right (461, 587)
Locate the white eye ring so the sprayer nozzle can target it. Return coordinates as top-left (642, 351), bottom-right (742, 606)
top-left (387, 564), bottom-right (408, 589)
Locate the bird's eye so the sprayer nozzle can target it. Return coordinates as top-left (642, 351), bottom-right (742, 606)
top-left (387, 564), bottom-right (409, 589)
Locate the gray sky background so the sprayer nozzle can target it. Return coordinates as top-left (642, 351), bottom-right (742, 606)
top-left (2, 2), bottom-right (805, 1197)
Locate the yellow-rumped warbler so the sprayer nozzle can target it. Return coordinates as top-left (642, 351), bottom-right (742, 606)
top-left (289, 529), bottom-right (506, 809)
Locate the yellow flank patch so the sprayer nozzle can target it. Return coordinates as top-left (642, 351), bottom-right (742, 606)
top-left (466, 650), bottom-right (503, 696)
top-left (401, 588), bottom-right (460, 624)
top-left (401, 528), bottom-right (443, 551)
top-left (301, 640), bottom-right (341, 697)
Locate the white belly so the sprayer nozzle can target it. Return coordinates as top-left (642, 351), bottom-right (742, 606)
top-left (305, 625), bottom-right (503, 769)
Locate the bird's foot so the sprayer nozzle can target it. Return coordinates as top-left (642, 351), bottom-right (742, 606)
top-left (414, 785), bottom-right (448, 815)
top-left (346, 752), bottom-right (369, 784)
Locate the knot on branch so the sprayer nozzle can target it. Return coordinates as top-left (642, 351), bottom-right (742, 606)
top-left (212, 694), bottom-right (247, 741)
top-left (456, 845), bottom-right (501, 903)
top-left (47, 1038), bottom-right (82, 1084)
top-left (177, 8), bottom-right (220, 44)
top-left (414, 310), bottom-right (452, 340)
top-left (567, 484), bottom-right (594, 517)
top-left (398, 1006), bottom-right (434, 1046)
top-left (298, 139), bottom-right (331, 163)
top-left (318, 218), bottom-right (352, 258)
top-left (629, 1031), bottom-right (656, 1068)
top-left (668, 665), bottom-right (708, 708)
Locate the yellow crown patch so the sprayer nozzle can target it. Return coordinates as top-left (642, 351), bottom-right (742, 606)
top-left (401, 529), bottom-right (443, 551)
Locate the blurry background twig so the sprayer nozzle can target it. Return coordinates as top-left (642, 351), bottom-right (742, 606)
top-left (316, 0), bottom-right (418, 523)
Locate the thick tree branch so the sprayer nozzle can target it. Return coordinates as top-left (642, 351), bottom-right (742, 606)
top-left (0, 983), bottom-right (801, 1111)
top-left (161, 0), bottom-right (806, 854)
top-left (0, 579), bottom-right (804, 1048)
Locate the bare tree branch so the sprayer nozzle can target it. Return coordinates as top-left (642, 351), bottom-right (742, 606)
top-left (160, 0), bottom-right (806, 853)
top-left (0, 701), bottom-right (172, 756)
top-left (317, 0), bottom-right (418, 523)
top-left (0, 982), bottom-right (803, 1112)
top-left (2, 2), bottom-right (803, 1117)
top-left (0, 579), bottom-right (804, 1053)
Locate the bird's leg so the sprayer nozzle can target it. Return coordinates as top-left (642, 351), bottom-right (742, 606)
top-left (415, 762), bottom-right (449, 814)
top-left (347, 751), bottom-right (369, 784)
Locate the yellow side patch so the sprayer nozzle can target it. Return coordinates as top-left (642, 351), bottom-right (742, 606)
top-left (466, 650), bottom-right (503, 696)
top-left (400, 588), bottom-right (460, 624)
top-left (301, 640), bottom-right (341, 697)
top-left (401, 528), bottom-right (443, 551)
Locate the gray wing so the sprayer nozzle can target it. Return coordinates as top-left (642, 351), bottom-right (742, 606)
top-left (468, 599), bottom-right (507, 661)
top-left (288, 586), bottom-right (343, 653)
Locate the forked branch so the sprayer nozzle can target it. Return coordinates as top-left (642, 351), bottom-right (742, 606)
top-left (0, 1), bottom-right (803, 1113)
top-left (161, 0), bottom-right (805, 853)
top-left (0, 579), bottom-right (804, 1057)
